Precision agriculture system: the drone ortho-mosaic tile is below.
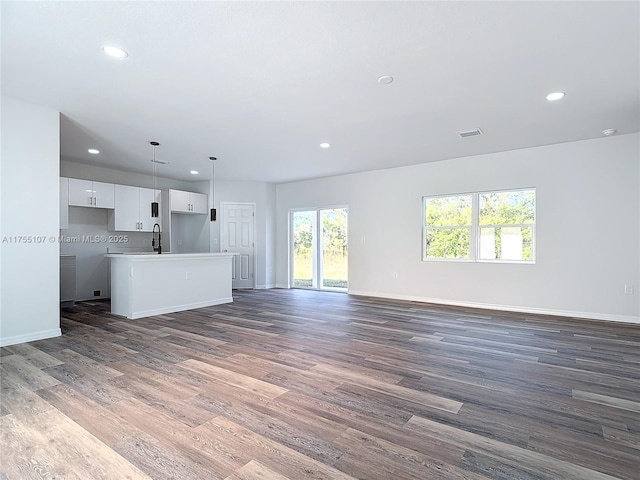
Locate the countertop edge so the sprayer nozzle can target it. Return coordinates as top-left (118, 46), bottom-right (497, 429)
top-left (105, 253), bottom-right (237, 259)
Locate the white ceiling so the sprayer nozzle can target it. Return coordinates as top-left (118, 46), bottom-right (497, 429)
top-left (2, 1), bottom-right (639, 183)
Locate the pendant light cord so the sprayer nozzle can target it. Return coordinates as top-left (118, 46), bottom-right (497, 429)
top-left (152, 144), bottom-right (157, 193)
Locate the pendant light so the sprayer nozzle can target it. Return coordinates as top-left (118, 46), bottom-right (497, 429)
top-left (209, 156), bottom-right (217, 221)
top-left (150, 141), bottom-right (160, 217)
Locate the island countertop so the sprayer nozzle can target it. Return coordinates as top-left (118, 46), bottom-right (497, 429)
top-left (105, 252), bottom-right (236, 259)
top-left (105, 252), bottom-right (234, 319)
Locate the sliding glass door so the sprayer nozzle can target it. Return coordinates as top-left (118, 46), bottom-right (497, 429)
top-left (291, 207), bottom-right (348, 290)
top-left (292, 210), bottom-right (316, 288)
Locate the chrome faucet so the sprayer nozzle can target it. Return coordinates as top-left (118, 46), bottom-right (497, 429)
top-left (152, 223), bottom-right (162, 254)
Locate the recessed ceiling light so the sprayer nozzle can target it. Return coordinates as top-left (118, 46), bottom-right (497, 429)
top-left (102, 45), bottom-right (128, 58)
top-left (602, 128), bottom-right (617, 136)
top-left (320, 142), bottom-right (331, 149)
top-left (546, 92), bottom-right (565, 101)
top-left (87, 148), bottom-right (100, 154)
top-left (190, 170), bottom-right (199, 175)
top-left (377, 75), bottom-right (394, 85)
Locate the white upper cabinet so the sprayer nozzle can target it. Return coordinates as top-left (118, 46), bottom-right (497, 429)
top-left (111, 184), bottom-right (161, 232)
top-left (169, 189), bottom-right (190, 213)
top-left (169, 189), bottom-right (207, 214)
top-left (190, 192), bottom-right (208, 214)
top-left (68, 179), bottom-right (115, 208)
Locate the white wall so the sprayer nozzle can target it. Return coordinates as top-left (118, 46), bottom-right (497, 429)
top-left (1, 97), bottom-right (61, 346)
top-left (276, 134), bottom-right (640, 323)
top-left (170, 213), bottom-right (210, 254)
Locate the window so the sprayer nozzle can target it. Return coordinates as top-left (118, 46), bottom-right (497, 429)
top-left (424, 194), bottom-right (472, 260)
top-left (423, 188), bottom-right (535, 263)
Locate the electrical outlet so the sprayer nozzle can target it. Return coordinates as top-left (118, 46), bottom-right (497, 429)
top-left (361, 236), bottom-right (366, 245)
top-left (186, 271), bottom-right (191, 280)
top-left (177, 239), bottom-right (182, 246)
top-left (143, 239), bottom-right (148, 245)
top-left (624, 284), bottom-right (634, 295)
top-left (392, 272), bottom-right (399, 279)
top-left (93, 290), bottom-right (101, 297)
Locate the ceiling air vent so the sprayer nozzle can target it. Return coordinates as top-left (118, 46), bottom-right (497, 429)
top-left (457, 128), bottom-right (483, 138)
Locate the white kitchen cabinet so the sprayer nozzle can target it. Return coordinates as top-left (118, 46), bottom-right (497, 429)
top-left (110, 184), bottom-right (161, 232)
top-left (68, 179), bottom-right (115, 208)
top-left (169, 189), bottom-right (208, 214)
top-left (169, 189), bottom-right (190, 213)
top-left (60, 255), bottom-right (76, 305)
top-left (59, 177), bottom-right (69, 229)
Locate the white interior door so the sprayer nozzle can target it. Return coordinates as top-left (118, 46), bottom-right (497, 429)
top-left (221, 203), bottom-right (255, 289)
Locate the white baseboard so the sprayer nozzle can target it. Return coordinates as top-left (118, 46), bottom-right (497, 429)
top-left (275, 283), bottom-right (290, 289)
top-left (255, 284), bottom-right (276, 290)
top-left (347, 290), bottom-right (640, 325)
top-left (121, 297), bottom-right (234, 320)
top-left (0, 328), bottom-right (62, 347)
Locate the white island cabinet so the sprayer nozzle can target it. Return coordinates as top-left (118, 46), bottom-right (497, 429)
top-left (105, 253), bottom-right (234, 319)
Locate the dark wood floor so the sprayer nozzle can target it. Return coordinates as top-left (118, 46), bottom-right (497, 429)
top-left (1, 289), bottom-right (639, 479)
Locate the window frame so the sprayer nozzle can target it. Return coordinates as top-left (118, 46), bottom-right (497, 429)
top-left (422, 188), bottom-right (536, 264)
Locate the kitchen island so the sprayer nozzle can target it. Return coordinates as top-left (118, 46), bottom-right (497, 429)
top-left (105, 252), bottom-right (235, 319)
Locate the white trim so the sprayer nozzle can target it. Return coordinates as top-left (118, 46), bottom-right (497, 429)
top-left (0, 328), bottom-right (62, 347)
top-left (348, 290), bottom-right (640, 325)
top-left (275, 283), bottom-right (290, 289)
top-left (255, 284), bottom-right (276, 289)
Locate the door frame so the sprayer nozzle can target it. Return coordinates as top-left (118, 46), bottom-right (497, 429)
top-left (220, 201), bottom-right (257, 289)
top-left (289, 204), bottom-right (348, 291)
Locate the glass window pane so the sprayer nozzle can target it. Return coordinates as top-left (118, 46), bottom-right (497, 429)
top-left (479, 227), bottom-right (497, 260)
top-left (479, 189), bottom-right (535, 225)
top-left (425, 195), bottom-right (472, 227)
top-left (292, 211), bottom-right (314, 287)
top-left (480, 226), bottom-right (533, 261)
top-left (425, 228), bottom-right (470, 259)
top-left (321, 208), bottom-right (348, 289)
